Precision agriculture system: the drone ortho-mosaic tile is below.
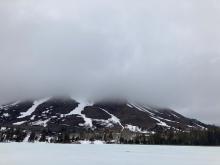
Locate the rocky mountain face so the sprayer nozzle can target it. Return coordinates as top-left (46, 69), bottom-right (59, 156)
top-left (0, 96), bottom-right (208, 134)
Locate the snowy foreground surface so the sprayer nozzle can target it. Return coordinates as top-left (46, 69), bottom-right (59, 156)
top-left (0, 143), bottom-right (219, 165)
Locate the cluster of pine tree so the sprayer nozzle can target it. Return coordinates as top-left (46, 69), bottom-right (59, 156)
top-left (0, 126), bottom-right (220, 145)
top-left (119, 127), bottom-right (220, 146)
top-left (0, 127), bottom-right (26, 142)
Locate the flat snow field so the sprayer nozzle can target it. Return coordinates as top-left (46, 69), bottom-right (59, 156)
top-left (0, 143), bottom-right (219, 165)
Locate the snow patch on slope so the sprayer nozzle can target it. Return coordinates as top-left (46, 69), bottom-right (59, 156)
top-left (195, 123), bottom-right (207, 130)
top-left (127, 104), bottom-right (133, 108)
top-left (67, 99), bottom-right (93, 128)
top-left (32, 119), bottom-right (51, 127)
top-left (157, 116), bottom-right (179, 123)
top-left (125, 124), bottom-right (149, 133)
top-left (18, 98), bottom-right (50, 119)
top-left (171, 113), bottom-right (180, 118)
top-left (151, 117), bottom-right (170, 128)
top-left (23, 133), bottom-right (31, 142)
top-left (129, 103), bottom-right (155, 116)
top-left (3, 113), bottom-right (9, 117)
top-left (129, 102), bottom-right (174, 128)
top-left (93, 119), bottom-right (114, 128)
top-left (13, 121), bottom-right (27, 125)
top-left (99, 108), bottom-right (124, 130)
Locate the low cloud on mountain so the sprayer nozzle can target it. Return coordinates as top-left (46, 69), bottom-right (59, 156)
top-left (0, 0), bottom-right (220, 124)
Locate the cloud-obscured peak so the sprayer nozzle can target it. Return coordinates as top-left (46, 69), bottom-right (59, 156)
top-left (0, 0), bottom-right (220, 125)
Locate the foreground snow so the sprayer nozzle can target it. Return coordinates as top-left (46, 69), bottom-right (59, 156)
top-left (0, 143), bottom-right (219, 165)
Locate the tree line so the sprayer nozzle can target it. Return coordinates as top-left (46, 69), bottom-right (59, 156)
top-left (0, 126), bottom-right (220, 145)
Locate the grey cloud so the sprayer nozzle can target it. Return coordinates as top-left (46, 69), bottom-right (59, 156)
top-left (0, 0), bottom-right (220, 125)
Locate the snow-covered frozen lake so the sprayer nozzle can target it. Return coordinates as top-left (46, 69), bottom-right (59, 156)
top-left (0, 143), bottom-right (219, 165)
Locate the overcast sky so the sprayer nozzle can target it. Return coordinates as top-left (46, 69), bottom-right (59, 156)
top-left (0, 0), bottom-right (220, 125)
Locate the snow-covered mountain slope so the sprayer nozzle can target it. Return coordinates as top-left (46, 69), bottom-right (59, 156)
top-left (0, 97), bottom-right (208, 133)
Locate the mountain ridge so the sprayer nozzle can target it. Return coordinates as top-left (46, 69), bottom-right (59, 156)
top-left (0, 96), bottom-right (209, 133)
